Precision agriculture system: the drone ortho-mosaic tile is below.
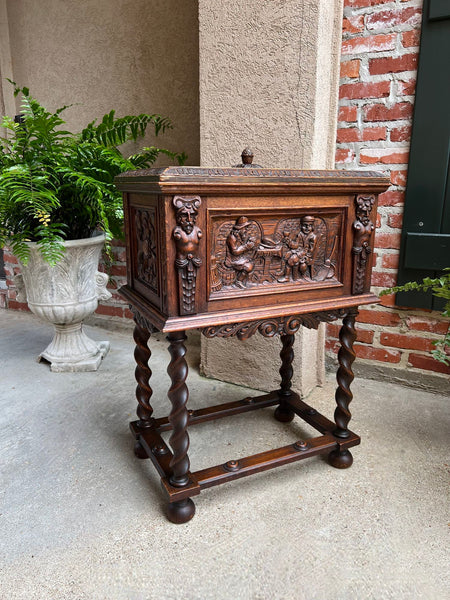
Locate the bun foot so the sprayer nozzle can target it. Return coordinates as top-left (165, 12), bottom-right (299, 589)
top-left (134, 440), bottom-right (148, 459)
top-left (274, 405), bottom-right (295, 423)
top-left (167, 498), bottom-right (196, 524)
top-left (328, 449), bottom-right (353, 469)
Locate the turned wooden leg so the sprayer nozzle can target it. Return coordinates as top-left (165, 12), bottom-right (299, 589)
top-left (166, 331), bottom-right (195, 523)
top-left (329, 308), bottom-right (358, 469)
top-left (133, 318), bottom-right (155, 459)
top-left (274, 333), bottom-right (295, 423)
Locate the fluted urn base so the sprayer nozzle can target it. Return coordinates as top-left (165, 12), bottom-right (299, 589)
top-left (38, 322), bottom-right (110, 372)
top-left (15, 233), bottom-right (112, 372)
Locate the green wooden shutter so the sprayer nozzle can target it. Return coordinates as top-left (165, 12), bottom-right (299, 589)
top-left (0, 249), bottom-right (5, 281)
top-left (396, 0), bottom-right (450, 310)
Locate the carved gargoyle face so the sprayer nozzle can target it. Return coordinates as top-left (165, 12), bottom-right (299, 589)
top-left (356, 197), bottom-right (374, 225)
top-left (177, 205), bottom-right (198, 234)
top-left (173, 197), bottom-right (201, 234)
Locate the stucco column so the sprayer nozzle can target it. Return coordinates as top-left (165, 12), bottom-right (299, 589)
top-left (198, 0), bottom-right (343, 395)
top-left (0, 1), bottom-right (15, 126)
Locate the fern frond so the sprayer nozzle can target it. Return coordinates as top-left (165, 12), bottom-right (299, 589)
top-left (127, 147), bottom-right (187, 169)
top-left (34, 224), bottom-right (66, 266)
top-left (1, 82), bottom-right (185, 263)
top-left (380, 269), bottom-right (450, 366)
top-left (80, 113), bottom-right (172, 147)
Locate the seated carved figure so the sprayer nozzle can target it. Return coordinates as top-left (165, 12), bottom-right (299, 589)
top-left (278, 215), bottom-right (317, 282)
top-left (225, 216), bottom-right (257, 288)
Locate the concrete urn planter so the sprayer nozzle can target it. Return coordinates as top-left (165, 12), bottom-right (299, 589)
top-left (14, 234), bottom-right (111, 372)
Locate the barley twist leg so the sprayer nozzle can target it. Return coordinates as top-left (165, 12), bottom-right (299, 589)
top-left (133, 319), bottom-right (154, 458)
top-left (166, 331), bottom-right (195, 523)
top-left (274, 333), bottom-right (295, 423)
top-left (329, 308), bottom-right (358, 469)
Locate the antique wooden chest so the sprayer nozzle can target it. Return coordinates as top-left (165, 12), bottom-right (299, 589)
top-left (116, 152), bottom-right (389, 523)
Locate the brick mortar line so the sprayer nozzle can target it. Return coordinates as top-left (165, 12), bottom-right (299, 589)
top-left (325, 349), bottom-right (448, 377)
top-left (343, 1), bottom-right (423, 18)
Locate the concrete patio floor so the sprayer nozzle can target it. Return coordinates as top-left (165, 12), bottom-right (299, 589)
top-left (0, 309), bottom-right (448, 600)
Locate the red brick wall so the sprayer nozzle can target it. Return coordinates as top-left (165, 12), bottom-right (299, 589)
top-left (332, 0), bottom-right (450, 378)
top-left (2, 250), bottom-right (28, 312)
top-left (95, 240), bottom-right (133, 321)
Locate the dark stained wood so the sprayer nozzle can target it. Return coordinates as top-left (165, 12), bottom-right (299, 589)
top-left (193, 431), bottom-right (360, 490)
top-left (274, 334), bottom-right (296, 423)
top-left (115, 166), bottom-right (390, 194)
top-left (154, 391), bottom-right (280, 432)
top-left (132, 317), bottom-right (154, 429)
top-left (120, 284), bottom-right (378, 332)
top-left (333, 308), bottom-right (358, 439)
top-left (166, 331), bottom-right (191, 488)
top-left (118, 166), bottom-right (388, 329)
top-left (285, 394), bottom-right (338, 434)
top-left (328, 448), bottom-right (354, 469)
top-left (165, 331), bottom-right (197, 523)
top-left (201, 310), bottom-right (349, 340)
top-left (130, 421), bottom-right (173, 478)
top-left (116, 156), bottom-right (389, 523)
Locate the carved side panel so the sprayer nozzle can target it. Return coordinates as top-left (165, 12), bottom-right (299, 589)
top-left (209, 212), bottom-right (342, 297)
top-left (172, 196), bottom-right (203, 315)
top-left (352, 195), bottom-right (375, 295)
top-left (135, 207), bottom-right (158, 294)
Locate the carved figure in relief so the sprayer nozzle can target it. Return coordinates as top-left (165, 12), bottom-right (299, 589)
top-left (352, 195), bottom-right (375, 294)
top-left (225, 216), bottom-right (258, 288)
top-left (211, 213), bottom-right (340, 293)
top-left (278, 216), bottom-right (317, 282)
top-left (172, 196), bottom-right (203, 314)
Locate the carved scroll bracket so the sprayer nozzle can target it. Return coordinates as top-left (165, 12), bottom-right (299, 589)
top-left (173, 196), bottom-right (203, 315)
top-left (129, 305), bottom-right (159, 333)
top-left (352, 195), bottom-right (375, 295)
top-left (201, 309), bottom-right (348, 341)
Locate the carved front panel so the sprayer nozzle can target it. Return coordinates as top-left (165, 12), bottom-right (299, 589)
top-left (135, 207), bottom-right (159, 295)
top-left (209, 211), bottom-right (344, 298)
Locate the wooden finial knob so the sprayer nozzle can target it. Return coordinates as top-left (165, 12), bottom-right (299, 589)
top-left (241, 147), bottom-right (254, 165)
top-left (232, 147), bottom-right (263, 168)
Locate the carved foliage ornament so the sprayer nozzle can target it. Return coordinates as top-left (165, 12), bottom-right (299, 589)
top-left (352, 195), bottom-right (375, 295)
top-left (135, 208), bottom-right (158, 293)
top-left (201, 309), bottom-right (348, 341)
top-left (172, 196), bottom-right (203, 315)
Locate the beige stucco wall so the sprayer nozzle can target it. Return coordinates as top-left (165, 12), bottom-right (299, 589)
top-left (3, 0), bottom-right (199, 163)
top-left (199, 0), bottom-right (342, 169)
top-left (199, 0), bottom-right (343, 394)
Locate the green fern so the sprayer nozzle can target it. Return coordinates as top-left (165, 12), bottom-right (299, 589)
top-left (380, 268), bottom-right (450, 366)
top-left (0, 82), bottom-right (186, 264)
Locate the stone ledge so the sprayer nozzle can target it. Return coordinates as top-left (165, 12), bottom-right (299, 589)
top-left (326, 353), bottom-right (450, 397)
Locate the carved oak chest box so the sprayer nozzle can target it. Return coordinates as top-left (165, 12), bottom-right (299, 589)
top-left (115, 155), bottom-right (389, 523)
top-left (117, 162), bottom-right (387, 330)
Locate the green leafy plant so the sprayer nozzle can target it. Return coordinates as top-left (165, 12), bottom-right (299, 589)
top-left (379, 268), bottom-right (450, 366)
top-left (0, 82), bottom-right (186, 265)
